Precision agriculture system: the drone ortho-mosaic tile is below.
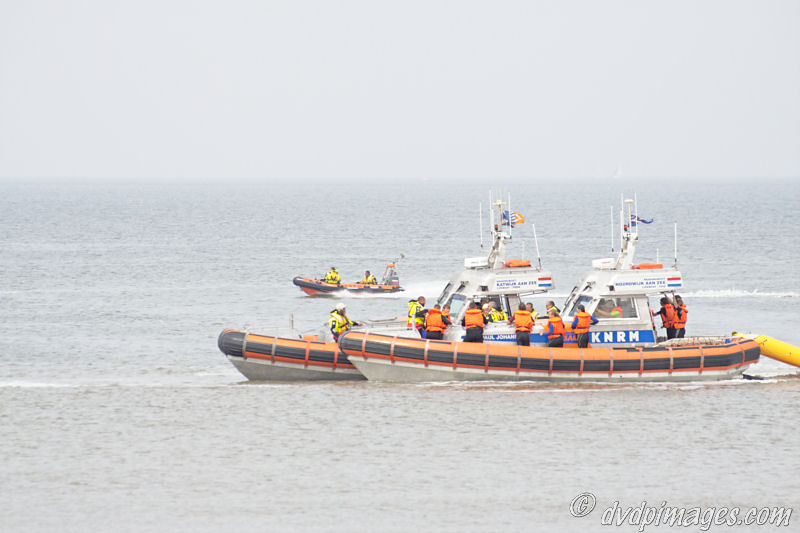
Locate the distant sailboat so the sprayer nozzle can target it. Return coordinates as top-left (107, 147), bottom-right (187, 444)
top-left (613, 165), bottom-right (623, 179)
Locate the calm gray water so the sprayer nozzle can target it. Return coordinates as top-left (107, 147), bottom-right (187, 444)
top-left (1, 178), bottom-right (798, 532)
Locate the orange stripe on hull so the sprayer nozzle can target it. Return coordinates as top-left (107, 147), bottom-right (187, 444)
top-left (339, 331), bottom-right (760, 377)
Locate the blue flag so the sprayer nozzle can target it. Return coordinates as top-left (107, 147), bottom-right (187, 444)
top-left (630, 214), bottom-right (653, 226)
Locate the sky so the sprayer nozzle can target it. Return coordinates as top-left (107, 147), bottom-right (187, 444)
top-left (0, 0), bottom-right (798, 180)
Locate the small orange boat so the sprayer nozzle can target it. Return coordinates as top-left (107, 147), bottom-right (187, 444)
top-left (292, 276), bottom-right (402, 296)
top-left (218, 329), bottom-right (365, 381)
top-left (293, 260), bottom-right (403, 296)
top-left (339, 331), bottom-right (760, 382)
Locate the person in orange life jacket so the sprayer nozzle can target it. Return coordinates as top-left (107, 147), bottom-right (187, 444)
top-left (508, 303), bottom-right (534, 346)
top-left (544, 308), bottom-right (565, 347)
top-left (673, 295), bottom-right (688, 338)
top-left (462, 301), bottom-right (485, 343)
top-left (424, 304), bottom-right (451, 340)
top-left (657, 296), bottom-right (677, 339)
top-left (442, 304), bottom-right (452, 322)
top-left (571, 304), bottom-right (598, 348)
top-left (407, 296), bottom-right (427, 338)
top-left (609, 300), bottom-right (624, 318)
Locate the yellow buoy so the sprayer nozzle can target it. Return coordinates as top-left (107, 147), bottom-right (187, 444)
top-left (732, 332), bottom-right (800, 369)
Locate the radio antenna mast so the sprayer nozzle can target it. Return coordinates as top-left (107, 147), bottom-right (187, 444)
top-left (479, 202), bottom-right (483, 249)
top-left (610, 206), bottom-right (614, 252)
top-left (532, 224), bottom-right (542, 271)
top-left (673, 223), bottom-right (678, 268)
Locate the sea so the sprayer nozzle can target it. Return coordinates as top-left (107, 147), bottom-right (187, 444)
top-left (1, 178), bottom-right (798, 532)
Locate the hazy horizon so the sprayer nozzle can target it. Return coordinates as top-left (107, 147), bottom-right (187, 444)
top-left (1, 1), bottom-right (798, 181)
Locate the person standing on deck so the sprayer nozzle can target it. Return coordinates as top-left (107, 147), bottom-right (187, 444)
top-left (462, 301), bottom-right (485, 343)
top-left (657, 296), bottom-right (677, 339)
top-left (442, 304), bottom-right (452, 322)
top-left (424, 304), bottom-right (451, 340)
top-left (545, 308), bottom-right (565, 347)
top-left (407, 296), bottom-right (427, 337)
top-left (508, 303), bottom-right (534, 346)
top-left (571, 304), bottom-right (598, 348)
top-left (329, 303), bottom-right (359, 341)
top-left (673, 295), bottom-right (688, 338)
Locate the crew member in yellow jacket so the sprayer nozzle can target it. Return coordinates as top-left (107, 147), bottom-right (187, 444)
top-left (329, 303), bottom-right (360, 340)
top-left (323, 267), bottom-right (341, 284)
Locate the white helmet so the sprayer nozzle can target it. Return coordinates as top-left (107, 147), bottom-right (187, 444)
top-left (335, 303), bottom-right (346, 311)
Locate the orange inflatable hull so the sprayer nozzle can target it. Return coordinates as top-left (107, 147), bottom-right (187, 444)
top-left (292, 276), bottom-right (402, 296)
top-left (218, 329), bottom-right (365, 381)
top-left (339, 331), bottom-right (760, 382)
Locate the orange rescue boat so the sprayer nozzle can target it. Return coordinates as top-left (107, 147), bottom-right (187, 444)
top-left (339, 331), bottom-right (760, 382)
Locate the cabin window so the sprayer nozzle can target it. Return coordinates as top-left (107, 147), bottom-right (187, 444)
top-left (565, 295), bottom-right (592, 317)
top-left (593, 296), bottom-right (638, 319)
top-left (439, 282), bottom-right (466, 308)
top-left (436, 282), bottom-right (453, 306)
top-left (448, 294), bottom-right (467, 320)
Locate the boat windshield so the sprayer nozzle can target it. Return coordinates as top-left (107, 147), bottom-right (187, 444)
top-left (436, 282), bottom-right (453, 306)
top-left (448, 294), bottom-right (467, 319)
top-left (592, 296), bottom-right (639, 319)
top-left (565, 295), bottom-right (593, 318)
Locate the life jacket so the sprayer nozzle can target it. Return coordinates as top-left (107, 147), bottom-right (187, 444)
top-left (323, 269), bottom-right (340, 283)
top-left (660, 303), bottom-right (676, 328)
top-left (425, 308), bottom-right (446, 333)
top-left (329, 310), bottom-right (352, 335)
top-left (408, 300), bottom-right (424, 327)
top-left (360, 274), bottom-right (377, 284)
top-left (513, 310), bottom-right (533, 332)
top-left (442, 310), bottom-right (451, 321)
top-left (610, 306), bottom-right (623, 318)
top-left (674, 304), bottom-right (688, 328)
top-left (489, 308), bottom-right (507, 322)
top-left (464, 308), bottom-right (485, 328)
top-left (547, 316), bottom-right (565, 339)
top-left (573, 312), bottom-right (592, 334)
